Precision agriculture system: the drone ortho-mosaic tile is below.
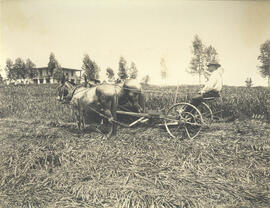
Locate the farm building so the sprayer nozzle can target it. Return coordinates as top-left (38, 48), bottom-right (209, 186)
top-left (5, 67), bottom-right (82, 85)
top-left (32, 67), bottom-right (82, 84)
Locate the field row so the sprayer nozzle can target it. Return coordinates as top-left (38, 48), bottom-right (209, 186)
top-left (0, 84), bottom-right (269, 122)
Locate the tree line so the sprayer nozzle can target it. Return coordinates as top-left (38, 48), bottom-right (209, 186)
top-left (3, 53), bottom-right (150, 85)
top-left (80, 54), bottom-right (149, 84)
top-left (4, 58), bottom-right (37, 81)
top-left (2, 36), bottom-right (270, 87)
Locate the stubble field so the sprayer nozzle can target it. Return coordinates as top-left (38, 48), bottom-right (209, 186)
top-left (0, 84), bottom-right (269, 208)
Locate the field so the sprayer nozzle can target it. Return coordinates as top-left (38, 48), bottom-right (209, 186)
top-left (0, 84), bottom-right (270, 208)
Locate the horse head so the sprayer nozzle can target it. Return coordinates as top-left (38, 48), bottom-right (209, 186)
top-left (57, 80), bottom-right (77, 103)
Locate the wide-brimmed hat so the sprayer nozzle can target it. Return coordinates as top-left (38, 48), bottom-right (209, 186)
top-left (207, 60), bottom-right (221, 68)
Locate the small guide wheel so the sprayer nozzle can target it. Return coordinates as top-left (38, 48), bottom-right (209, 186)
top-left (164, 102), bottom-right (203, 139)
top-left (196, 102), bottom-right (214, 126)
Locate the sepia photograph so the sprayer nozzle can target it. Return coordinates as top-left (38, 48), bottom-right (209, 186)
top-left (0, 0), bottom-right (270, 207)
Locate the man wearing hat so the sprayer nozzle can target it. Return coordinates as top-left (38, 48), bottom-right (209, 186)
top-left (188, 60), bottom-right (223, 109)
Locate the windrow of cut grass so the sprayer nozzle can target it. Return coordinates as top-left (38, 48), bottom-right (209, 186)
top-left (0, 84), bottom-right (269, 122)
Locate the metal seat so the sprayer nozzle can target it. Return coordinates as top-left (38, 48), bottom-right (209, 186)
top-left (203, 97), bottom-right (217, 101)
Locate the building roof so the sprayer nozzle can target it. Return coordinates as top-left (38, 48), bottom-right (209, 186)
top-left (34, 67), bottom-right (82, 71)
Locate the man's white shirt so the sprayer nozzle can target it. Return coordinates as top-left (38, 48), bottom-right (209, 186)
top-left (201, 68), bottom-right (223, 93)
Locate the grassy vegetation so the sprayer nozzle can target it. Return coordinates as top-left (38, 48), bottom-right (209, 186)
top-left (0, 84), bottom-right (73, 122)
top-left (0, 84), bottom-right (270, 207)
top-left (1, 84), bottom-right (269, 121)
top-left (145, 85), bottom-right (270, 120)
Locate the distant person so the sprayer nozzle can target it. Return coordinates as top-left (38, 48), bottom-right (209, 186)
top-left (188, 60), bottom-right (223, 109)
top-left (103, 68), bottom-right (116, 84)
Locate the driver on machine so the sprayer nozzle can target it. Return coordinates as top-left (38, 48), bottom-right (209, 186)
top-left (189, 60), bottom-right (223, 109)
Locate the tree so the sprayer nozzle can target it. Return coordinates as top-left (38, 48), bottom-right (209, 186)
top-left (118, 56), bottom-right (128, 81)
top-left (47, 53), bottom-right (63, 82)
top-left (82, 54), bottom-right (100, 80)
top-left (257, 40), bottom-right (270, 88)
top-left (48, 52), bottom-right (59, 76)
top-left (25, 59), bottom-right (37, 79)
top-left (5, 58), bottom-right (37, 81)
top-left (189, 35), bottom-right (205, 83)
top-left (204, 45), bottom-right (219, 67)
top-left (13, 58), bottom-right (27, 79)
top-left (5, 59), bottom-right (14, 80)
top-left (160, 57), bottom-right (168, 85)
top-left (129, 62), bottom-right (138, 79)
top-left (53, 65), bottom-right (64, 83)
top-left (142, 75), bottom-right (150, 85)
top-left (245, 77), bottom-right (253, 88)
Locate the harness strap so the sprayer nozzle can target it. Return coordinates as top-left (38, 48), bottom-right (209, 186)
top-left (86, 105), bottom-right (130, 128)
top-left (64, 82), bottom-right (82, 100)
top-left (70, 85), bottom-right (81, 99)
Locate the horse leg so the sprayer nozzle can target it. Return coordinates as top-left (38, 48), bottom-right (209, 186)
top-left (97, 94), bottom-right (118, 137)
top-left (111, 96), bottom-right (118, 136)
top-left (131, 94), bottom-right (143, 113)
top-left (103, 98), bottom-right (117, 137)
top-left (57, 86), bottom-right (62, 101)
top-left (103, 108), bottom-right (114, 137)
top-left (82, 113), bottom-right (86, 131)
top-left (74, 104), bottom-right (83, 132)
top-left (74, 110), bottom-right (81, 131)
top-left (139, 93), bottom-right (145, 113)
top-left (134, 103), bottom-right (143, 113)
top-left (80, 109), bottom-right (85, 131)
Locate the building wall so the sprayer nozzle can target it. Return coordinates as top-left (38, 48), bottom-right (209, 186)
top-left (32, 68), bottom-right (81, 84)
top-left (5, 68), bottom-right (81, 85)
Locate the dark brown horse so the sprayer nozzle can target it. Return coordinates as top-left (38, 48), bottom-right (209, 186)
top-left (58, 80), bottom-right (118, 137)
top-left (115, 79), bottom-right (145, 113)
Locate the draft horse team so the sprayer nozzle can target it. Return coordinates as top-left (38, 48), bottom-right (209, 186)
top-left (57, 78), bottom-right (145, 137)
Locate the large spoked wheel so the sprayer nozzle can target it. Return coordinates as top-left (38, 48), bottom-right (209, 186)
top-left (196, 102), bottom-right (214, 126)
top-left (164, 103), bottom-right (203, 139)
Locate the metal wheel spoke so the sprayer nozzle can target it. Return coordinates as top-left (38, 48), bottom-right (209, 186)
top-left (164, 102), bottom-right (203, 139)
top-left (172, 124), bottom-right (181, 133)
top-left (197, 102), bottom-right (214, 126)
top-left (165, 116), bottom-right (180, 122)
top-left (184, 126), bottom-right (191, 139)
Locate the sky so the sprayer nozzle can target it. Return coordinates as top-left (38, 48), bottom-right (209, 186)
top-left (1, 0), bottom-right (270, 86)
